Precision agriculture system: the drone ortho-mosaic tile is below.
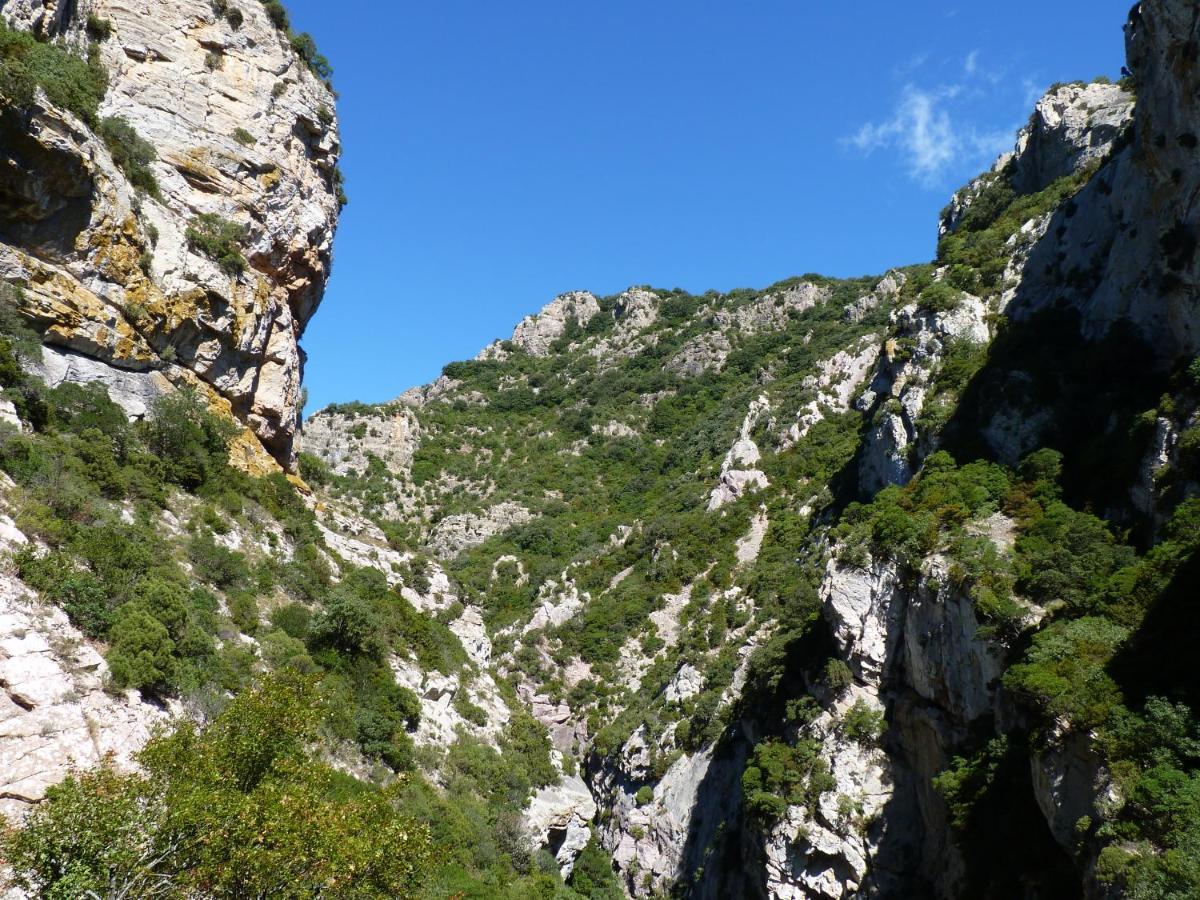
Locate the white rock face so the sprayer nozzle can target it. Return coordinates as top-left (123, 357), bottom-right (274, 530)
top-left (597, 742), bottom-right (746, 897)
top-left (389, 657), bottom-right (509, 750)
top-left (666, 330), bottom-right (731, 378)
top-left (763, 690), bottom-right (894, 900)
top-left (508, 291), bottom-right (600, 357)
top-left (425, 501), bottom-right (533, 559)
top-left (0, 565), bottom-right (168, 821)
top-left (762, 549), bottom-right (1010, 899)
top-left (712, 282), bottom-right (828, 335)
top-left (708, 395), bottom-right (771, 509)
top-left (1009, 82), bottom-right (1135, 195)
top-left (303, 406), bottom-right (420, 478)
top-left (524, 774), bottom-right (598, 877)
top-left (784, 335), bottom-right (880, 448)
top-left (857, 292), bottom-right (992, 494)
top-left (33, 345), bottom-right (173, 421)
top-left (734, 506), bottom-right (769, 566)
top-left (0, 0), bottom-right (342, 468)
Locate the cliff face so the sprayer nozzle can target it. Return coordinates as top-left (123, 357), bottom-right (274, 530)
top-left (0, 0), bottom-right (340, 469)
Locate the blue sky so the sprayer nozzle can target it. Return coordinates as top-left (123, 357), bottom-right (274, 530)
top-left (292, 0), bottom-right (1132, 411)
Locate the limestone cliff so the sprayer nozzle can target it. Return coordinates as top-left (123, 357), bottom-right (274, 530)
top-left (0, 0), bottom-right (341, 469)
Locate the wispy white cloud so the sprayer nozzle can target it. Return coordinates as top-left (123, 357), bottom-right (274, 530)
top-left (844, 57), bottom-right (1023, 188)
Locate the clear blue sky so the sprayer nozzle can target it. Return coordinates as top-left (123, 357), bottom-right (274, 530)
top-left (292, 0), bottom-right (1131, 411)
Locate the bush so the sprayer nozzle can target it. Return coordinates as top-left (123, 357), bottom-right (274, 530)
top-left (232, 126), bottom-right (255, 146)
top-left (0, 21), bottom-right (108, 124)
top-left (840, 699), bottom-right (886, 745)
top-left (289, 31), bottom-right (332, 83)
top-left (261, 0), bottom-right (289, 29)
top-left (3, 674), bottom-right (434, 897)
top-left (634, 785), bottom-right (654, 806)
top-left (106, 607), bottom-right (175, 692)
top-left (186, 212), bottom-right (248, 276)
top-left (140, 388), bottom-right (238, 489)
top-left (85, 14), bottom-right (113, 40)
top-left (919, 281), bottom-right (963, 313)
top-left (297, 450), bottom-right (332, 486)
top-left (824, 658), bottom-right (853, 696)
top-left (270, 601), bottom-right (312, 639)
top-left (98, 116), bottom-right (160, 198)
top-left (742, 738), bottom-right (835, 823)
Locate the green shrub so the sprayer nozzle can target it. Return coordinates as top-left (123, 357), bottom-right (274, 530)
top-left (634, 785), bottom-right (654, 806)
top-left (228, 590), bottom-right (260, 633)
top-left (824, 658), bottom-right (853, 696)
top-left (3, 674), bottom-right (434, 897)
top-left (270, 601), bottom-right (312, 638)
top-left (261, 0), bottom-right (289, 29)
top-left (232, 126), bottom-right (255, 146)
top-left (98, 116), bottom-right (160, 198)
top-left (85, 14), bottom-right (113, 40)
top-left (840, 699), bottom-right (886, 745)
top-left (453, 691), bottom-right (489, 727)
top-left (297, 450), bottom-right (332, 485)
top-left (140, 388), bottom-right (238, 489)
top-left (1004, 616), bottom-right (1129, 729)
top-left (742, 738), bottom-right (835, 823)
top-left (290, 32), bottom-right (332, 83)
top-left (185, 213), bottom-right (249, 276)
top-left (0, 22), bottom-right (108, 124)
top-left (106, 606), bottom-right (175, 692)
top-left (204, 49), bottom-right (223, 71)
top-left (919, 281), bottom-right (963, 313)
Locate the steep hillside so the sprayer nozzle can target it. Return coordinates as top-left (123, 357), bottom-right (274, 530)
top-left (2, 0), bottom-right (1200, 898)
top-left (299, 0), bottom-right (1200, 896)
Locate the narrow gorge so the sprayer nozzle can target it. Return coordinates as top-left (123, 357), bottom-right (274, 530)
top-left (0, 1), bottom-right (1198, 898)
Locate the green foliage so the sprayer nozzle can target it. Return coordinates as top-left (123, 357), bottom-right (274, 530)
top-left (840, 699), bottom-right (886, 745)
top-left (85, 14), bottom-right (113, 40)
top-left (106, 605), bottom-right (176, 692)
top-left (142, 388), bottom-right (239, 489)
top-left (290, 31), bottom-right (333, 83)
top-left (232, 126), bottom-right (255, 145)
top-left (297, 450), bottom-right (332, 485)
top-left (0, 21), bottom-right (108, 124)
top-left (185, 213), bottom-right (249, 277)
top-left (3, 674), bottom-right (434, 898)
top-left (261, 0), bottom-right (289, 29)
top-left (568, 837), bottom-right (624, 899)
top-left (933, 736), bottom-right (1011, 831)
top-left (742, 738), bottom-right (835, 823)
top-left (937, 165), bottom-right (1099, 295)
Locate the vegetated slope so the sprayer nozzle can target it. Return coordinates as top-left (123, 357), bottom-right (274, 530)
top-left (3, 1), bottom-right (1200, 899)
top-left (299, 1), bottom-right (1200, 896)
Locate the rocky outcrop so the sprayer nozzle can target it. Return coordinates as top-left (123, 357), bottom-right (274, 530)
top-left (303, 405), bottom-right (420, 477)
top-left (524, 773), bottom-right (598, 878)
top-left (0, 0), bottom-right (341, 469)
top-left (667, 330), bottom-right (731, 378)
top-left (857, 292), bottom-right (991, 494)
top-left (709, 395), bottom-right (771, 509)
top-left (999, 2), bottom-right (1200, 366)
top-left (496, 291), bottom-right (600, 358)
top-left (425, 500), bottom-right (533, 559)
top-left (760, 550), bottom-right (1008, 898)
top-left (712, 282), bottom-right (828, 336)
